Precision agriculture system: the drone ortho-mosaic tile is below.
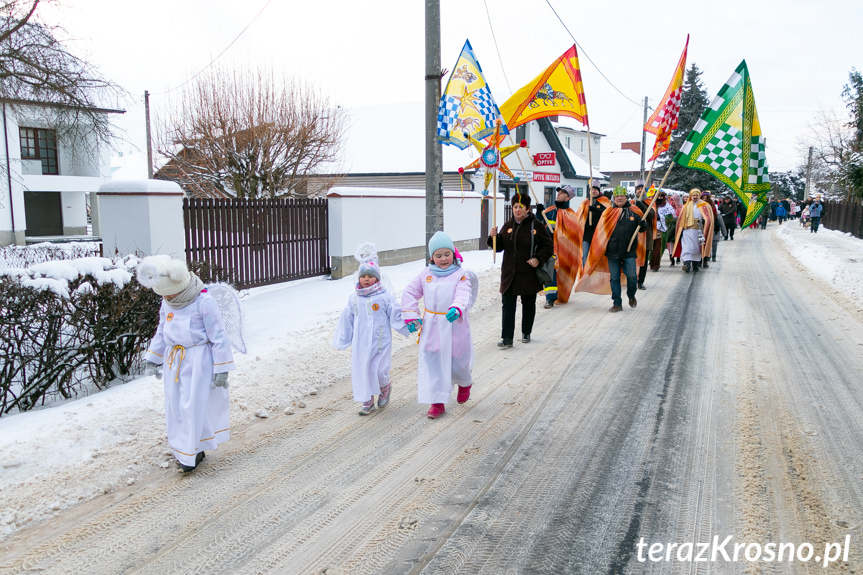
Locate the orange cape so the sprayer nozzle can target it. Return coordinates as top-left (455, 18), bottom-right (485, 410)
top-left (672, 200), bottom-right (714, 258)
top-left (574, 204), bottom-right (646, 296)
top-left (552, 196), bottom-right (610, 302)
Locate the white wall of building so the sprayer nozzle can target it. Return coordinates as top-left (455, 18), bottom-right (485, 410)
top-left (328, 187), bottom-right (505, 257)
top-left (97, 180), bottom-right (185, 258)
top-left (0, 103), bottom-right (113, 245)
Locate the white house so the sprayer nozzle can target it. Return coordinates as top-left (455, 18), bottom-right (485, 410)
top-left (600, 145), bottom-right (645, 192)
top-left (490, 117), bottom-right (607, 206)
top-left (329, 102), bottom-right (608, 208)
top-left (0, 98), bottom-right (124, 246)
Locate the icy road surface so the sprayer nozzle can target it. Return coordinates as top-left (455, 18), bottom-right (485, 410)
top-left (2, 225), bottom-right (862, 574)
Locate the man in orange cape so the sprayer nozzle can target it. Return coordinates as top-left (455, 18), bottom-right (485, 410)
top-left (574, 187), bottom-right (647, 311)
top-left (552, 185), bottom-right (611, 303)
top-left (671, 188), bottom-right (714, 273)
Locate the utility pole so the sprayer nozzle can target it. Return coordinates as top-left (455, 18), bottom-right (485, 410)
top-left (425, 0), bottom-right (443, 257)
top-left (640, 96), bottom-right (648, 180)
top-left (804, 146), bottom-right (813, 201)
top-left (145, 91), bottom-right (153, 179)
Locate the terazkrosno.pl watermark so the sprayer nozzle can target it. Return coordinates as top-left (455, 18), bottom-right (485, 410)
top-left (636, 535), bottom-right (851, 568)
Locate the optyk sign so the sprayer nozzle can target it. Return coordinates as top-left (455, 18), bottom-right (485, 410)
top-left (533, 152), bottom-right (556, 167)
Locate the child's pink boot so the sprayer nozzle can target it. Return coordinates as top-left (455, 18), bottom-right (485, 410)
top-left (427, 403), bottom-right (445, 419)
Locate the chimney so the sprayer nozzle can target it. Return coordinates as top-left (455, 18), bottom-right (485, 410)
top-left (621, 142), bottom-right (641, 154)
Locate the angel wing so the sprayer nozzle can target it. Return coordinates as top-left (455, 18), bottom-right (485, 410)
top-left (206, 283), bottom-right (246, 354)
top-left (464, 269), bottom-right (479, 311)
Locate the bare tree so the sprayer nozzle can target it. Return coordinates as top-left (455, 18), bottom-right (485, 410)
top-left (0, 0), bottom-right (125, 156)
top-left (800, 108), bottom-right (857, 200)
top-left (157, 66), bottom-right (346, 199)
top-left (798, 69), bottom-right (863, 201)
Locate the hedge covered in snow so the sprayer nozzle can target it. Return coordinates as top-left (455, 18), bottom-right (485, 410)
top-left (0, 254), bottom-right (160, 416)
top-left (0, 247), bottom-right (232, 416)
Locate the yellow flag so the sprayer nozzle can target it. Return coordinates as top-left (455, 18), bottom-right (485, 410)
top-left (499, 45), bottom-right (588, 129)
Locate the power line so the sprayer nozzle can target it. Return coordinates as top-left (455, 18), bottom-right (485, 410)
top-left (152, 0), bottom-right (274, 97)
top-left (483, 0), bottom-right (512, 94)
top-left (544, 0), bottom-right (642, 107)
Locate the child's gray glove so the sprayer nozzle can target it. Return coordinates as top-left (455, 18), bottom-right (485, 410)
top-left (212, 372), bottom-right (229, 389)
top-left (143, 361), bottom-right (162, 380)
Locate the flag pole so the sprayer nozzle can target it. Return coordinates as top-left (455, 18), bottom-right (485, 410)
top-left (507, 133), bottom-right (552, 228)
top-left (627, 162), bottom-right (674, 251)
top-left (586, 126), bottom-right (597, 227)
top-left (586, 125), bottom-right (595, 191)
top-left (644, 157), bottom-right (657, 189)
top-left (492, 168), bottom-right (497, 263)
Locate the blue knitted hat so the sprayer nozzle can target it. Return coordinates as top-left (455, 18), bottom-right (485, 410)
top-left (428, 231), bottom-right (454, 256)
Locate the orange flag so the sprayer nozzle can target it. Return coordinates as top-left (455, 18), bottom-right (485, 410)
top-left (499, 45), bottom-right (588, 129)
top-left (644, 35), bottom-right (689, 162)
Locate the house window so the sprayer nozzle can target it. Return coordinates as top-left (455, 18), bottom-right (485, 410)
top-left (576, 187), bottom-right (584, 197)
top-left (19, 127), bottom-right (58, 175)
top-left (580, 139), bottom-right (584, 153)
top-left (565, 136), bottom-right (571, 149)
top-left (620, 180), bottom-right (636, 189)
top-left (516, 124), bottom-right (526, 143)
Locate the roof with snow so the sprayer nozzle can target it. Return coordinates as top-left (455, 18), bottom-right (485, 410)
top-left (561, 147), bottom-right (605, 179)
top-left (600, 149), bottom-right (643, 173)
top-left (339, 102), bottom-right (480, 174)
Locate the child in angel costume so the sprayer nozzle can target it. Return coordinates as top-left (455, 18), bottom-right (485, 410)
top-left (332, 244), bottom-right (410, 415)
top-left (138, 256), bottom-right (244, 473)
top-left (401, 231), bottom-right (478, 419)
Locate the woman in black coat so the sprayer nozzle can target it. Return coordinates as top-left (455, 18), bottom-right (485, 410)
top-left (488, 193), bottom-right (554, 347)
top-left (720, 196), bottom-right (738, 240)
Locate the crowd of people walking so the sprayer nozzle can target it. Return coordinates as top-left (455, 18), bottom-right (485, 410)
top-left (324, 186), bottom-right (825, 425)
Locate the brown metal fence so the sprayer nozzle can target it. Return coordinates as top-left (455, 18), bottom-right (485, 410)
top-left (183, 197), bottom-right (330, 289)
top-left (822, 200), bottom-right (863, 239)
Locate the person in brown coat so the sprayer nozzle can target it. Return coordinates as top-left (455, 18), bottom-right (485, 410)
top-left (488, 192), bottom-right (554, 347)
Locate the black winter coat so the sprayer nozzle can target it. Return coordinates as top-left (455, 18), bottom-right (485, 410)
top-left (488, 212), bottom-right (554, 295)
top-left (720, 202), bottom-right (737, 229)
top-left (605, 202), bottom-right (646, 260)
top-left (583, 199), bottom-right (607, 243)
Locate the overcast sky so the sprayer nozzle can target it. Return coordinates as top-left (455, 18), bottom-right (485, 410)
top-left (42, 0), bottom-right (862, 173)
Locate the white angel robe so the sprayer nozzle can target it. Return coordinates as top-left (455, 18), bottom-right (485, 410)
top-left (145, 293), bottom-right (234, 467)
top-left (332, 288), bottom-right (409, 401)
top-left (401, 267), bottom-right (474, 405)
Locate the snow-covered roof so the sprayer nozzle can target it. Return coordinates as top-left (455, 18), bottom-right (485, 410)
top-left (599, 149), bottom-right (643, 173)
top-left (326, 186), bottom-right (496, 199)
top-left (98, 179), bottom-right (182, 195)
top-left (339, 102), bottom-right (479, 174)
top-left (561, 147), bottom-right (606, 180)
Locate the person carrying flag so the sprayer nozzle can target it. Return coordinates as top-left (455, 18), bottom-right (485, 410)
top-left (574, 187), bottom-right (646, 312)
top-left (539, 185), bottom-right (576, 308)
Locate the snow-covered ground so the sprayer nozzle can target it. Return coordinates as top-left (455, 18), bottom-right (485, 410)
top-left (774, 222), bottom-right (863, 312)
top-left (0, 223), bottom-right (861, 541)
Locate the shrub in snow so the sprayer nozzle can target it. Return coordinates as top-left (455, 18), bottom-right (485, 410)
top-left (0, 272), bottom-right (160, 415)
top-left (0, 254), bottom-right (237, 416)
top-left (0, 242), bottom-right (101, 270)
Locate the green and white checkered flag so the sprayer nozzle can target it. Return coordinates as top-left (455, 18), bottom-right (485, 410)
top-left (675, 60), bottom-right (770, 228)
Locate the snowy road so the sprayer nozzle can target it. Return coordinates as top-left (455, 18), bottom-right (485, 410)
top-left (2, 226), bottom-right (863, 574)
